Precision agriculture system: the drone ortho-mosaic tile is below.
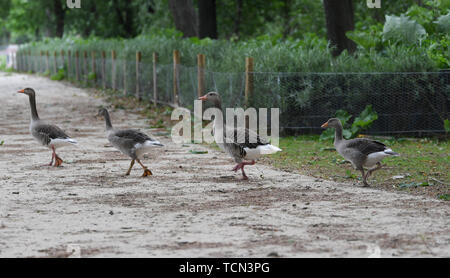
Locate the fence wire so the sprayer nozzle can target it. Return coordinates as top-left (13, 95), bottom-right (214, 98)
top-left (14, 53), bottom-right (449, 135)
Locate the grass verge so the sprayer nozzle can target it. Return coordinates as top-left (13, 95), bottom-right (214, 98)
top-left (259, 135), bottom-right (449, 200)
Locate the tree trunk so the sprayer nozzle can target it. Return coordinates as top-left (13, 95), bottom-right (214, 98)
top-left (113, 0), bottom-right (136, 38)
top-left (198, 0), bottom-right (217, 39)
top-left (168, 0), bottom-right (198, 37)
top-left (323, 0), bottom-right (356, 57)
top-left (82, 2), bottom-right (97, 37)
top-left (53, 0), bottom-right (65, 38)
top-left (233, 0), bottom-right (243, 38)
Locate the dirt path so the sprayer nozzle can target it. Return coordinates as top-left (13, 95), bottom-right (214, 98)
top-left (0, 72), bottom-right (448, 258)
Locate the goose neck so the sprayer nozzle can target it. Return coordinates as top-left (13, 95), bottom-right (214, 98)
top-left (28, 93), bottom-right (39, 121)
top-left (334, 124), bottom-right (344, 144)
top-left (104, 111), bottom-right (113, 130)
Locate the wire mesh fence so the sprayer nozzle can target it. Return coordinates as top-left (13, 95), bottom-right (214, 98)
top-left (13, 51), bottom-right (449, 135)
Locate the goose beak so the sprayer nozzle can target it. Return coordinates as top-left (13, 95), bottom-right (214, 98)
top-left (198, 95), bottom-right (207, 101)
top-left (321, 122), bottom-right (329, 128)
top-left (17, 89), bottom-right (25, 93)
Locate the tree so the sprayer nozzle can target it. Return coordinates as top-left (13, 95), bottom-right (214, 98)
top-left (168, 0), bottom-right (198, 37)
top-left (323, 0), bottom-right (357, 56)
top-left (198, 0), bottom-right (217, 39)
top-left (53, 0), bottom-right (66, 37)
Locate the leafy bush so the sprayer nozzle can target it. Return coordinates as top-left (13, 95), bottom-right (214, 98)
top-left (319, 105), bottom-right (378, 141)
top-left (347, 1), bottom-right (449, 69)
top-left (382, 15), bottom-right (427, 44)
top-left (445, 119), bottom-right (450, 132)
top-left (50, 68), bottom-right (65, 81)
top-left (435, 13), bottom-right (450, 33)
top-left (17, 29), bottom-right (441, 74)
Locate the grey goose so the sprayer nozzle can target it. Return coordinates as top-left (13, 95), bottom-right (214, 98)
top-left (97, 108), bottom-right (163, 177)
top-left (198, 92), bottom-right (281, 180)
top-left (17, 88), bottom-right (77, 167)
top-left (321, 118), bottom-right (399, 186)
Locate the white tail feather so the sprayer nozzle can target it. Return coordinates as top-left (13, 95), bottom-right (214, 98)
top-left (67, 138), bottom-right (77, 144)
top-left (257, 144), bottom-right (282, 154)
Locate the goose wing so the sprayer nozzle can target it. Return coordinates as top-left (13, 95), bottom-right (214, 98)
top-left (33, 124), bottom-right (70, 145)
top-left (345, 138), bottom-right (387, 156)
top-left (113, 129), bottom-right (154, 143)
top-left (224, 127), bottom-right (268, 149)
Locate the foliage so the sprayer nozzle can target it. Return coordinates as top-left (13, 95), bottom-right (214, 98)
top-left (438, 194), bottom-right (450, 201)
top-left (50, 68), bottom-right (65, 81)
top-left (435, 13), bottom-right (450, 33)
top-left (347, 1), bottom-right (449, 69)
top-left (16, 33), bottom-right (440, 73)
top-left (382, 15), bottom-right (427, 45)
top-left (445, 119), bottom-right (450, 132)
top-left (320, 105), bottom-right (378, 141)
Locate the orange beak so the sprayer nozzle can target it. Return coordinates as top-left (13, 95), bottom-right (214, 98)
top-left (321, 122), bottom-right (329, 128)
top-left (17, 89), bottom-right (25, 93)
top-left (198, 95), bottom-right (207, 101)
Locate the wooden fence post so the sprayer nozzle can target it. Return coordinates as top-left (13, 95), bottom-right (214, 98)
top-left (91, 51), bottom-right (96, 84)
top-left (33, 50), bottom-right (37, 72)
top-left (67, 50), bottom-right (71, 79)
top-left (39, 51), bottom-right (43, 72)
top-left (45, 51), bottom-right (49, 74)
top-left (245, 57), bottom-right (254, 107)
top-left (101, 51), bottom-right (106, 89)
top-left (83, 51), bottom-right (88, 83)
top-left (197, 54), bottom-right (206, 97)
top-left (30, 50), bottom-right (36, 73)
top-left (60, 50), bottom-right (65, 75)
top-left (173, 50), bottom-right (180, 106)
top-left (19, 51), bottom-right (23, 71)
top-left (75, 51), bottom-right (80, 81)
top-left (123, 58), bottom-right (127, 96)
top-left (53, 51), bottom-right (57, 74)
top-left (153, 52), bottom-right (158, 106)
top-left (111, 50), bottom-right (116, 90)
top-left (27, 50), bottom-right (33, 72)
top-left (136, 51), bottom-right (141, 99)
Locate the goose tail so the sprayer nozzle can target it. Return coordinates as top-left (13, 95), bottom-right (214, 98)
top-left (145, 140), bottom-right (164, 147)
top-left (258, 144), bottom-right (282, 155)
top-left (384, 148), bottom-right (399, 156)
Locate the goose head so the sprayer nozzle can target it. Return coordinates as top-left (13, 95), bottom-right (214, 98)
top-left (17, 88), bottom-right (36, 97)
top-left (96, 108), bottom-right (109, 119)
top-left (198, 91), bottom-right (222, 108)
top-left (321, 118), bottom-right (342, 129)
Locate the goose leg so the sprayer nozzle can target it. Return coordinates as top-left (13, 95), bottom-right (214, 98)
top-left (137, 159), bottom-right (152, 177)
top-left (239, 160), bottom-right (256, 180)
top-left (360, 169), bottom-right (369, 187)
top-left (45, 146), bottom-right (56, 166)
top-left (241, 167), bottom-right (248, 180)
top-left (54, 154), bottom-right (63, 167)
top-left (365, 162), bottom-right (382, 180)
top-left (52, 145), bottom-right (63, 167)
top-left (125, 159), bottom-right (135, 176)
top-left (232, 163), bottom-right (244, 172)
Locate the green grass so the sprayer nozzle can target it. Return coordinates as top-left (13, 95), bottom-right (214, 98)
top-left (260, 135), bottom-right (449, 199)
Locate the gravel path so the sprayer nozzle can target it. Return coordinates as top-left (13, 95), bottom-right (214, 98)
top-left (0, 72), bottom-right (448, 257)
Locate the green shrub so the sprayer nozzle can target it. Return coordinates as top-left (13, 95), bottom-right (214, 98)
top-left (50, 68), bottom-right (65, 80)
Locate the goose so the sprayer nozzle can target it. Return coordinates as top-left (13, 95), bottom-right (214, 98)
top-left (198, 92), bottom-right (281, 180)
top-left (321, 118), bottom-right (399, 186)
top-left (97, 108), bottom-right (163, 177)
top-left (17, 88), bottom-right (77, 167)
